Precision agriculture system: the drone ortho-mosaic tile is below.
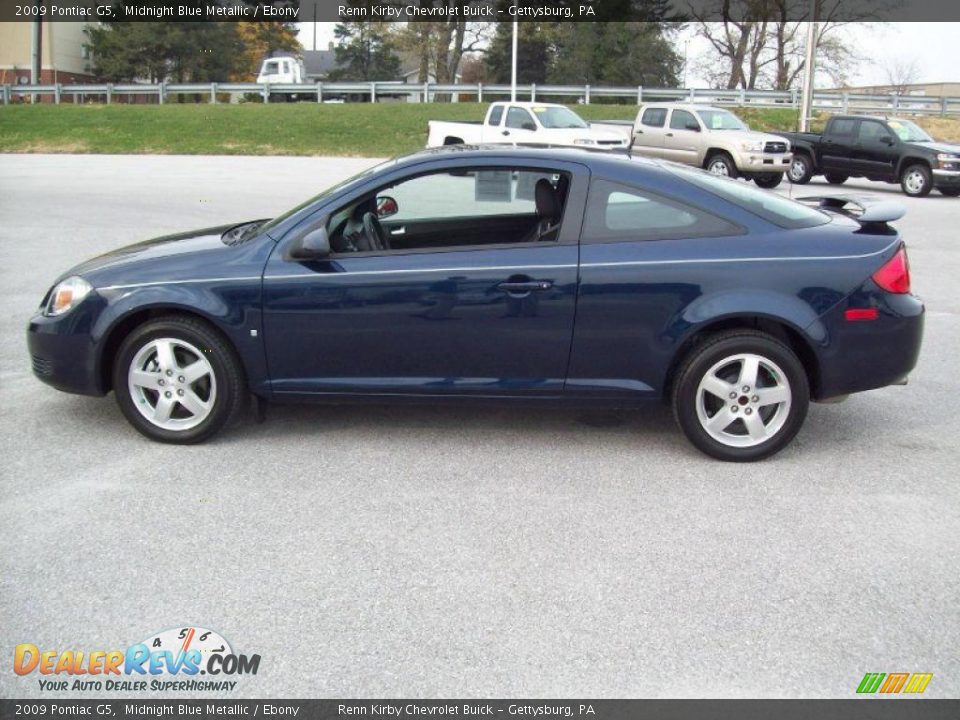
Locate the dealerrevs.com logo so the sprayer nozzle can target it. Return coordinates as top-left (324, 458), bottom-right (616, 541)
top-left (13, 626), bottom-right (260, 692)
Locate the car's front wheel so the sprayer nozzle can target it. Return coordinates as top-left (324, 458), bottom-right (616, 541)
top-left (113, 316), bottom-right (245, 443)
top-left (672, 331), bottom-right (809, 461)
top-left (825, 173), bottom-right (848, 185)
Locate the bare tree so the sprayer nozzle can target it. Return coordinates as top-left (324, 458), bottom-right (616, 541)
top-left (394, 19), bottom-right (490, 101)
top-left (883, 56), bottom-right (921, 95)
top-left (691, 0), bottom-right (871, 91)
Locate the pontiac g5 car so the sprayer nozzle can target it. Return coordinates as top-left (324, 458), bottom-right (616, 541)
top-left (27, 147), bottom-right (923, 461)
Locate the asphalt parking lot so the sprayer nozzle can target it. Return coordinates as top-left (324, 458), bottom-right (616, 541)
top-left (1, 154), bottom-right (958, 699)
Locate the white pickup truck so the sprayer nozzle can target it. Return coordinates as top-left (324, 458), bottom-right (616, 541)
top-left (426, 102), bottom-right (630, 150)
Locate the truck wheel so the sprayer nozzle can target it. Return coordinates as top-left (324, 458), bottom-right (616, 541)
top-left (825, 174), bottom-right (848, 185)
top-left (900, 163), bottom-right (932, 197)
top-left (938, 187), bottom-right (960, 197)
top-left (672, 330), bottom-right (809, 462)
top-left (787, 154), bottom-right (813, 184)
top-left (706, 152), bottom-right (738, 178)
top-left (753, 173), bottom-right (783, 189)
top-left (443, 136), bottom-right (464, 146)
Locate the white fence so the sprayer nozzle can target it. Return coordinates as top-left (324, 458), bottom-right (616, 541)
top-left (3, 81), bottom-right (960, 115)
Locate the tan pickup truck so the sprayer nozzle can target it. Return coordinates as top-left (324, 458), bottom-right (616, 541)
top-left (599, 103), bottom-right (792, 188)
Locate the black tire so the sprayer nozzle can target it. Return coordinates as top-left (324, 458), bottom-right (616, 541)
top-left (938, 187), bottom-right (960, 197)
top-left (787, 153), bottom-right (813, 184)
top-left (825, 174), bottom-right (848, 185)
top-left (753, 173), bottom-right (783, 189)
top-left (672, 330), bottom-right (810, 462)
top-left (706, 152), bottom-right (739, 179)
top-left (443, 136), bottom-right (464, 146)
top-left (112, 315), bottom-right (245, 444)
top-left (900, 163), bottom-right (932, 197)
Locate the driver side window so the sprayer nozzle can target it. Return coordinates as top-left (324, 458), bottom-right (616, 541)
top-left (506, 107), bottom-right (536, 130)
top-left (328, 167), bottom-right (571, 255)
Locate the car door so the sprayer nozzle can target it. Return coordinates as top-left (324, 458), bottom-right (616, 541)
top-left (261, 159), bottom-right (586, 398)
top-left (850, 119), bottom-right (899, 179)
top-left (820, 117), bottom-right (858, 173)
top-left (503, 106), bottom-right (539, 146)
top-left (632, 107), bottom-right (668, 157)
top-left (661, 108), bottom-right (702, 165)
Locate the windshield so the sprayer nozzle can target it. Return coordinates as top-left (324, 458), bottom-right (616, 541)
top-left (887, 119), bottom-right (933, 142)
top-left (260, 158), bottom-right (401, 234)
top-left (696, 110), bottom-right (747, 131)
top-left (667, 164), bottom-right (829, 229)
top-left (533, 106), bottom-right (588, 129)
top-left (261, 61), bottom-right (280, 76)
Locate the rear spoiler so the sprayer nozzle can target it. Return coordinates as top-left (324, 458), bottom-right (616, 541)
top-left (798, 195), bottom-right (905, 228)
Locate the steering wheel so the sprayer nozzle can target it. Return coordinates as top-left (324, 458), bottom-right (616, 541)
top-left (362, 211), bottom-right (389, 251)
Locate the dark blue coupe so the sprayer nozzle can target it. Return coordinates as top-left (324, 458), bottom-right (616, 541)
top-left (27, 147), bottom-right (923, 460)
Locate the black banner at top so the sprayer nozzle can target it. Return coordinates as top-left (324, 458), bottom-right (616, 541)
top-left (2, 0), bottom-right (960, 23)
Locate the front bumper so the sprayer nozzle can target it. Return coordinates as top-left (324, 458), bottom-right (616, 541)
top-left (26, 301), bottom-right (106, 397)
top-left (932, 167), bottom-right (960, 188)
top-left (739, 152), bottom-right (792, 172)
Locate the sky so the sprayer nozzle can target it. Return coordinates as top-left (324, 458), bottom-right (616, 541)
top-left (297, 21), bottom-right (960, 89)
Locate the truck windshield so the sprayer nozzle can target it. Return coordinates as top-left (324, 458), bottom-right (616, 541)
top-left (261, 61), bottom-right (280, 76)
top-left (696, 110), bottom-right (747, 131)
top-left (887, 119), bottom-right (933, 142)
top-left (533, 106), bottom-right (588, 129)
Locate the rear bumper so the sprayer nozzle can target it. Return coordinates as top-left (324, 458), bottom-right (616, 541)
top-left (814, 291), bottom-right (924, 400)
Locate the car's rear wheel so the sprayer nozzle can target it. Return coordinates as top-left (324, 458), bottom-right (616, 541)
top-left (787, 154), bottom-right (813, 184)
top-left (939, 187), bottom-right (960, 197)
top-left (672, 330), bottom-right (809, 462)
top-left (753, 173), bottom-right (783, 189)
top-left (825, 173), bottom-right (848, 185)
top-left (900, 163), bottom-right (932, 197)
top-left (113, 316), bottom-right (245, 444)
top-left (706, 152), bottom-right (738, 178)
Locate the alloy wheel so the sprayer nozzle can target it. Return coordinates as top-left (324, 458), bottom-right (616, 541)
top-left (127, 338), bottom-right (217, 431)
top-left (695, 353), bottom-right (792, 448)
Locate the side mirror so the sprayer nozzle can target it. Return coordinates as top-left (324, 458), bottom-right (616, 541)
top-left (287, 225), bottom-right (330, 261)
top-left (521, 122), bottom-right (537, 131)
top-left (377, 195), bottom-right (398, 218)
top-left (685, 121), bottom-right (701, 132)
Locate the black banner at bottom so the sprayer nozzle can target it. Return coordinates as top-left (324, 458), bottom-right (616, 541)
top-left (2, 700), bottom-right (960, 720)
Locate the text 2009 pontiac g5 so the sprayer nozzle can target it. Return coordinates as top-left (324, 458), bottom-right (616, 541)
top-left (27, 148), bottom-right (923, 461)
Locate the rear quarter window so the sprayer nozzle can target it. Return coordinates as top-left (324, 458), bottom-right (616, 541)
top-left (641, 108), bottom-right (667, 128)
top-left (584, 179), bottom-right (741, 242)
top-left (667, 165), bottom-right (830, 229)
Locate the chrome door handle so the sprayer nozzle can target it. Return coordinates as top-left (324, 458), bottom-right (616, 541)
top-left (390, 227), bottom-right (406, 236)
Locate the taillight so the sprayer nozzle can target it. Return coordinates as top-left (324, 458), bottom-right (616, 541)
top-left (872, 246), bottom-right (911, 294)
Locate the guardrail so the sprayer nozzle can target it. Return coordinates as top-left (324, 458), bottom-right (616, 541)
top-left (2, 81), bottom-right (959, 115)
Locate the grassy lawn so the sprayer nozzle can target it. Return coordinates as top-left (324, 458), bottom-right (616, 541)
top-left (0, 102), bottom-right (957, 157)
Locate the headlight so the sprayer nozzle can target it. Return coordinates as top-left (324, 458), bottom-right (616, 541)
top-left (44, 276), bottom-right (93, 317)
top-left (741, 141), bottom-right (764, 153)
top-left (937, 153), bottom-right (959, 161)
top-left (573, 138), bottom-right (596, 146)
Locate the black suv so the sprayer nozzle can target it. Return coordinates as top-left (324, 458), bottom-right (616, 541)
top-left (781, 115), bottom-right (960, 197)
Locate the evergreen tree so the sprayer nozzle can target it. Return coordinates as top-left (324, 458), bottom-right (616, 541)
top-left (327, 23), bottom-right (401, 82)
